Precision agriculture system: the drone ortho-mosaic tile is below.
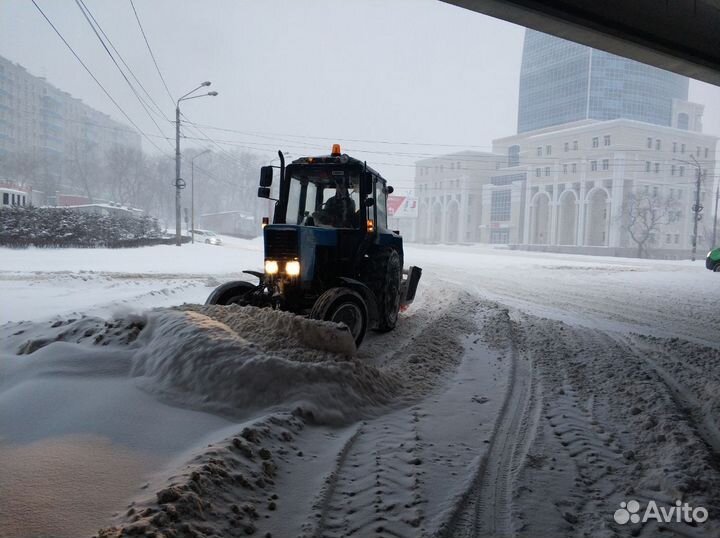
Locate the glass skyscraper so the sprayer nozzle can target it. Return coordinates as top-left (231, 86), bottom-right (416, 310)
top-left (517, 30), bottom-right (690, 133)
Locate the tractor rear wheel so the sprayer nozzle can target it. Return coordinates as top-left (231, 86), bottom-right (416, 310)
top-left (310, 287), bottom-right (368, 347)
top-left (361, 248), bottom-right (401, 332)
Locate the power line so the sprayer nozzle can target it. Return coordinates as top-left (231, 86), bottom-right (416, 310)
top-left (175, 121), bottom-right (718, 166)
top-left (29, 0), bottom-right (170, 156)
top-left (171, 133), bottom-right (718, 175)
top-left (13, 107), bottom-right (710, 179)
top-left (180, 113), bottom-right (250, 168)
top-left (79, 0), bottom-right (169, 123)
top-left (129, 0), bottom-right (175, 106)
top-left (74, 0), bottom-right (173, 150)
top-left (181, 120), bottom-right (720, 159)
top-left (184, 122), bottom-right (502, 149)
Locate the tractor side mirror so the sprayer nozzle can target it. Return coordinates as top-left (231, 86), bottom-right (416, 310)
top-left (387, 185), bottom-right (394, 194)
top-left (259, 166), bottom-right (273, 187)
top-left (365, 197), bottom-right (375, 207)
top-left (258, 187), bottom-right (271, 199)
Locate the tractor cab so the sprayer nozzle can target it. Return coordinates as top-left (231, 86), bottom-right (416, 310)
top-left (206, 145), bottom-right (421, 348)
top-left (263, 144), bottom-right (390, 232)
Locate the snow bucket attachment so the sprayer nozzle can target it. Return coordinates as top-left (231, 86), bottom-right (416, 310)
top-left (399, 266), bottom-right (422, 308)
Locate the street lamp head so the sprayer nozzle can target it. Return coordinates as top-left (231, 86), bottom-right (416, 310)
top-left (208, 91), bottom-right (218, 96)
top-left (202, 81), bottom-right (211, 87)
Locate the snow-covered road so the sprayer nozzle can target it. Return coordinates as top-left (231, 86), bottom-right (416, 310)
top-left (1, 239), bottom-right (718, 537)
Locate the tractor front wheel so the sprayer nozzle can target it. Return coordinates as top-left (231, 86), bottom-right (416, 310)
top-left (206, 280), bottom-right (256, 306)
top-left (310, 287), bottom-right (368, 347)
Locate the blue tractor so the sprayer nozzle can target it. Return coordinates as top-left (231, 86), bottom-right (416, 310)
top-left (206, 145), bottom-right (422, 347)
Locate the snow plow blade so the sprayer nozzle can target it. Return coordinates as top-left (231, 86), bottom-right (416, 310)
top-left (399, 266), bottom-right (422, 307)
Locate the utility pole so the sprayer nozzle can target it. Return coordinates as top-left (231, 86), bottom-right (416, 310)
top-left (675, 157), bottom-right (704, 261)
top-left (690, 165), bottom-right (703, 261)
top-left (173, 82), bottom-right (218, 247)
top-left (175, 104), bottom-right (183, 246)
top-left (712, 185), bottom-right (719, 249)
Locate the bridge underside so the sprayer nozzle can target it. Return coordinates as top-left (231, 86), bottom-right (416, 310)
top-left (443, 0), bottom-right (720, 86)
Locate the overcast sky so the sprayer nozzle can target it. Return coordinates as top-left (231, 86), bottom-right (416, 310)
top-left (1, 0), bottom-right (719, 188)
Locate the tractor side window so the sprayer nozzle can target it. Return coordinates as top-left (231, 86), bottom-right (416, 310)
top-left (306, 181), bottom-right (318, 215)
top-left (375, 183), bottom-right (388, 230)
top-left (286, 177), bottom-right (303, 224)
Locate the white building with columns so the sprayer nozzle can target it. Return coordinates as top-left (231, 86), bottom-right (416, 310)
top-left (414, 151), bottom-right (505, 243)
top-left (485, 116), bottom-right (717, 256)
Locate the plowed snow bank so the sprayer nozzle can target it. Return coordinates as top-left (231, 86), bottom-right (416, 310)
top-left (2, 304), bottom-right (399, 425)
top-left (132, 306), bottom-right (399, 422)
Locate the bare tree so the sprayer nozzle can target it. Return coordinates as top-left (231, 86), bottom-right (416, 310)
top-left (1, 149), bottom-right (45, 186)
top-left (143, 155), bottom-right (175, 226)
top-left (104, 145), bottom-right (146, 206)
top-left (65, 140), bottom-right (101, 202)
top-left (621, 189), bottom-right (679, 258)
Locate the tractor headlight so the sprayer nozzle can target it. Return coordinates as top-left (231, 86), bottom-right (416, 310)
top-left (285, 260), bottom-right (300, 277)
top-left (264, 260), bottom-right (279, 275)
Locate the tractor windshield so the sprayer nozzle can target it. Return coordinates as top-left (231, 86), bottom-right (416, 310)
top-left (285, 167), bottom-right (362, 228)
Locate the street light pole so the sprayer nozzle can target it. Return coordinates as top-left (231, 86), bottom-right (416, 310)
top-left (191, 149), bottom-right (211, 244)
top-left (175, 104), bottom-right (182, 246)
top-left (174, 81), bottom-right (218, 247)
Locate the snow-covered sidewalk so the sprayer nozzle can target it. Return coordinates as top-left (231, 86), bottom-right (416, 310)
top-left (0, 236), bottom-right (263, 324)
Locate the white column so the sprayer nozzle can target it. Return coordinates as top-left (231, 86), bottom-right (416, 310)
top-left (608, 151), bottom-right (625, 247)
top-left (480, 184), bottom-right (492, 243)
top-left (549, 167), bottom-right (560, 245)
top-left (577, 161), bottom-right (587, 246)
top-left (523, 171), bottom-right (532, 244)
top-left (458, 182), bottom-right (468, 243)
top-left (428, 200), bottom-right (434, 242)
top-left (440, 199), bottom-right (447, 243)
top-left (605, 200), bottom-right (612, 246)
top-left (510, 182), bottom-right (523, 244)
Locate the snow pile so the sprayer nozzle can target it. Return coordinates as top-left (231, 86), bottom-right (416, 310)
top-left (96, 412), bottom-right (304, 538)
top-left (3, 305), bottom-right (399, 426)
top-left (180, 303), bottom-right (356, 355)
top-left (132, 307), bottom-right (398, 423)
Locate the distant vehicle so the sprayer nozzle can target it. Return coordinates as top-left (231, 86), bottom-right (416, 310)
top-left (192, 229), bottom-right (222, 245)
top-left (706, 248), bottom-right (720, 271)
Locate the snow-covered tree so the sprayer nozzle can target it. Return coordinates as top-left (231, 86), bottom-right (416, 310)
top-left (622, 189), bottom-right (679, 258)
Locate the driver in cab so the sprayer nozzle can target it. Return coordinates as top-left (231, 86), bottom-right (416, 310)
top-left (314, 180), bottom-right (357, 228)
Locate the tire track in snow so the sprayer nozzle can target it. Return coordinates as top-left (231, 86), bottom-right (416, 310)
top-left (307, 409), bottom-right (425, 538)
top-left (544, 379), bottom-right (625, 532)
top-left (436, 311), bottom-right (540, 538)
top-left (612, 333), bottom-right (720, 456)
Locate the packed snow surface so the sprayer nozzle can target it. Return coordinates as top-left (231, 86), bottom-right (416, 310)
top-left (2, 238), bottom-right (720, 537)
